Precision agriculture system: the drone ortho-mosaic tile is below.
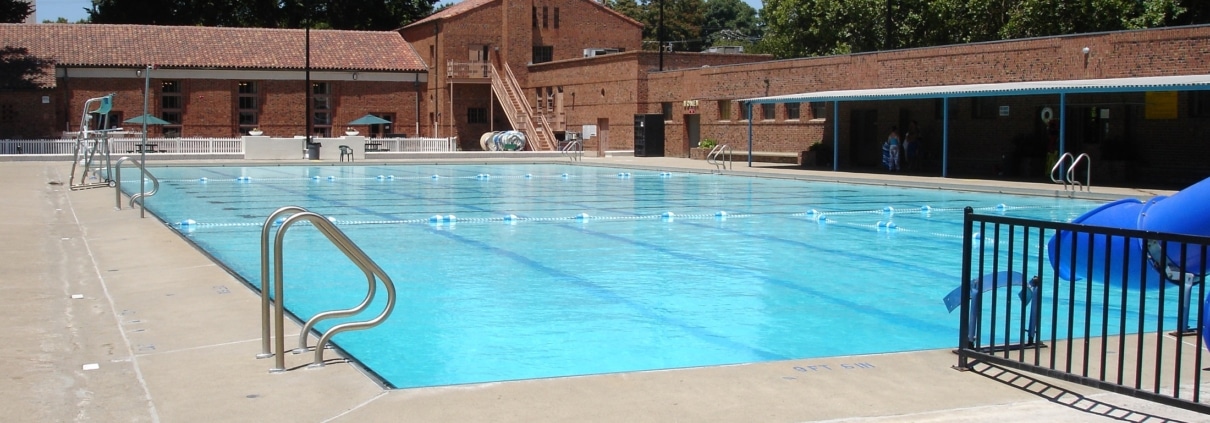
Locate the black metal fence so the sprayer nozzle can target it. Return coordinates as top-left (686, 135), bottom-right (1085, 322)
top-left (957, 207), bottom-right (1208, 413)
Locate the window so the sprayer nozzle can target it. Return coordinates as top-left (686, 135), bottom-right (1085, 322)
top-left (368, 113), bottom-right (395, 137)
top-left (761, 103), bottom-right (776, 120)
top-left (542, 6), bottom-right (548, 28)
top-left (160, 80), bottom-right (183, 137)
top-left (810, 102), bottom-right (825, 119)
top-left (533, 45), bottom-right (553, 64)
top-left (237, 81), bottom-right (258, 135)
top-left (740, 102), bottom-right (751, 121)
top-left (535, 88), bottom-right (545, 111)
top-left (718, 100), bottom-right (731, 120)
top-left (532, 6), bottom-right (537, 27)
top-left (468, 107), bottom-right (487, 124)
top-left (554, 8), bottom-right (560, 28)
top-left (661, 102), bottom-right (673, 121)
top-left (312, 82), bottom-right (332, 136)
top-left (785, 102), bottom-right (801, 120)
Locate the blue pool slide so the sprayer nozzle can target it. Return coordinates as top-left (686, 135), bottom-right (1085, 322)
top-left (1045, 177), bottom-right (1210, 351)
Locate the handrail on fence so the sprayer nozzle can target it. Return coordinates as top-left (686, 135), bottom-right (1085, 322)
top-left (957, 207), bottom-right (1207, 414)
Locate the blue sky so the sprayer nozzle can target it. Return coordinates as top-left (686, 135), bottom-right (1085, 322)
top-left (35, 0), bottom-right (764, 24)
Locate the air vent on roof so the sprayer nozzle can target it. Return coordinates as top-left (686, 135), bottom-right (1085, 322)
top-left (705, 46), bottom-right (744, 54)
top-left (583, 48), bottom-right (620, 58)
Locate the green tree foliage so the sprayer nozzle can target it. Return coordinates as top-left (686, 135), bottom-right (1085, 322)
top-left (0, 46), bottom-right (49, 89)
top-left (761, 0), bottom-right (1190, 59)
top-left (87, 0), bottom-right (437, 30)
top-left (606, 0), bottom-right (707, 51)
top-left (0, 0), bottom-right (33, 23)
top-left (702, 0), bottom-right (761, 46)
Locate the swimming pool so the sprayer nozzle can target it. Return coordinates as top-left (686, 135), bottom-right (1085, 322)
top-left (134, 163), bottom-right (1108, 388)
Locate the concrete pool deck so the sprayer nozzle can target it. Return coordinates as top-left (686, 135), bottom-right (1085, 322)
top-left (2, 157), bottom-right (1207, 422)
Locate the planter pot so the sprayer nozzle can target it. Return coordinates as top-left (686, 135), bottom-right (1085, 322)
top-left (690, 147), bottom-right (711, 160)
top-left (345, 130), bottom-right (359, 136)
top-left (248, 130), bottom-right (263, 136)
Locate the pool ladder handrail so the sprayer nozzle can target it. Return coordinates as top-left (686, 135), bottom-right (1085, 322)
top-left (706, 144), bottom-right (732, 172)
top-left (1049, 152), bottom-right (1092, 192)
top-left (560, 139), bottom-right (583, 162)
top-left (113, 156), bottom-right (159, 209)
top-left (258, 206), bottom-right (397, 372)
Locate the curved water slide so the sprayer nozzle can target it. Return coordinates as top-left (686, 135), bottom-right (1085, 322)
top-left (1046, 177), bottom-right (1210, 348)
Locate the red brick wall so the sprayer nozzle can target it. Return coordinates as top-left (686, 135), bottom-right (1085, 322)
top-left (0, 90), bottom-right (60, 139)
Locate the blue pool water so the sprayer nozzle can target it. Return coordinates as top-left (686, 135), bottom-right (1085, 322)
top-left (133, 164), bottom-right (1110, 388)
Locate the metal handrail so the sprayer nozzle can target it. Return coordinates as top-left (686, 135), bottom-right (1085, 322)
top-left (706, 144), bottom-right (732, 172)
top-left (259, 208), bottom-right (397, 371)
top-left (1049, 152), bottom-right (1074, 189)
top-left (1066, 153), bottom-right (1091, 191)
top-left (113, 156), bottom-right (159, 209)
top-left (560, 139), bottom-right (583, 161)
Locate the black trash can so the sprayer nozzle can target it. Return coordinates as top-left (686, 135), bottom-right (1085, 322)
top-left (305, 142), bottom-right (321, 160)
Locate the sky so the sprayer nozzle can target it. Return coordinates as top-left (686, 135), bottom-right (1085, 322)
top-left (33, 0), bottom-right (764, 24)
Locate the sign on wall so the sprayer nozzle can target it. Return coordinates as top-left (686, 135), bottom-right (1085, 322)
top-left (683, 100), bottom-right (699, 114)
top-left (1145, 91), bottom-right (1178, 119)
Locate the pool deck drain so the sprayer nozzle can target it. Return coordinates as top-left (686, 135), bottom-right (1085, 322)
top-left (2, 158), bottom-right (1206, 422)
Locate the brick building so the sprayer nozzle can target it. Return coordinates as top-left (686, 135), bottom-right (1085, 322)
top-left (0, 24), bottom-right (427, 139)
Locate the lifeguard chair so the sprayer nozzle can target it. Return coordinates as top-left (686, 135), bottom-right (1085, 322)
top-left (69, 94), bottom-right (121, 190)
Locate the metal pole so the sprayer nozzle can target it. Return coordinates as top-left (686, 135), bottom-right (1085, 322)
top-left (140, 65), bottom-right (150, 219)
top-left (305, 24), bottom-right (312, 157)
top-left (658, 0), bottom-right (664, 71)
top-left (832, 100), bottom-right (839, 171)
top-left (942, 97), bottom-right (950, 178)
top-left (746, 102), bottom-right (753, 167)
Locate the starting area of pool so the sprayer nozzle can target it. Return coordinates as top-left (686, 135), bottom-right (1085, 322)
top-left (131, 163), bottom-right (1109, 389)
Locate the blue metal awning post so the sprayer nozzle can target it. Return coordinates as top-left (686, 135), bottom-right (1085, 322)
top-left (747, 102), bottom-right (754, 167)
top-left (832, 100), bottom-right (839, 171)
top-left (942, 97), bottom-right (950, 177)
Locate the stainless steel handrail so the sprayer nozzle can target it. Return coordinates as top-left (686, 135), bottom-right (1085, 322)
top-left (113, 156), bottom-right (159, 210)
top-left (260, 208), bottom-right (397, 371)
top-left (258, 206), bottom-right (310, 359)
top-left (706, 144), bottom-right (732, 172)
top-left (1049, 152), bottom-right (1074, 189)
top-left (560, 139), bottom-right (583, 161)
top-left (1066, 153), bottom-right (1091, 191)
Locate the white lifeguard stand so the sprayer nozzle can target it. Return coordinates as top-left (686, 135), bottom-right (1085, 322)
top-left (69, 94), bottom-right (121, 190)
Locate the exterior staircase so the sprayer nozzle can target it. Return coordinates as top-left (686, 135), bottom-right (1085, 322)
top-left (490, 63), bottom-right (557, 151)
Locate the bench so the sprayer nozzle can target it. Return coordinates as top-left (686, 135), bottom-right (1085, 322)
top-left (729, 151), bottom-right (799, 164)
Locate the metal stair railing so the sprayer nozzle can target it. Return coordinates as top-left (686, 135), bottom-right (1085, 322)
top-left (706, 144), bottom-right (732, 172)
top-left (1049, 152), bottom-right (1092, 192)
top-left (113, 156), bottom-right (159, 210)
top-left (560, 139), bottom-right (583, 161)
top-left (490, 63), bottom-right (557, 151)
top-left (258, 206), bottom-right (397, 372)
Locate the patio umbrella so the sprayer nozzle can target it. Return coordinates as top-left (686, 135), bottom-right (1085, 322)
top-left (124, 114), bottom-right (171, 125)
top-left (348, 114), bottom-right (392, 125)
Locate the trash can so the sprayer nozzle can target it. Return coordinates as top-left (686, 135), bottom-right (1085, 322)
top-left (305, 142), bottom-right (321, 160)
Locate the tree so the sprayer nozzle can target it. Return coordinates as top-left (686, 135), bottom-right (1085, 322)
top-left (702, 0), bottom-right (761, 47)
top-left (605, 0), bottom-right (707, 51)
top-left (761, 0), bottom-right (883, 58)
top-left (0, 0), bottom-right (33, 23)
top-left (999, 0), bottom-right (1185, 39)
top-left (0, 47), bottom-right (49, 90)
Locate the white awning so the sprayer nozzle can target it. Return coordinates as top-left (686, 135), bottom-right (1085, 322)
top-left (742, 74), bottom-right (1210, 104)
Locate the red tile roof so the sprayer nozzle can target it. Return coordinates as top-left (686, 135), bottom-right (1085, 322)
top-left (0, 24), bottom-right (426, 73)
top-left (404, 0), bottom-right (641, 29)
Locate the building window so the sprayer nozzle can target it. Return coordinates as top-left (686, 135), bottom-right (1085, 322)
top-left (740, 102), bottom-right (751, 121)
top-left (535, 88), bottom-right (544, 111)
top-left (554, 8), bottom-right (560, 28)
top-left (718, 100), bottom-right (731, 120)
top-left (761, 103), bottom-right (775, 120)
top-left (810, 102), bottom-right (825, 119)
top-left (160, 80), bottom-right (183, 137)
top-left (468, 107), bottom-right (487, 124)
top-left (237, 81), bottom-right (258, 134)
top-left (312, 82), bottom-right (332, 136)
top-left (366, 113), bottom-right (395, 137)
top-left (661, 102), bottom-right (673, 121)
top-left (785, 102), bottom-right (801, 120)
top-left (533, 45), bottom-right (553, 64)
top-left (543, 6), bottom-right (548, 28)
top-left (532, 6), bottom-right (537, 27)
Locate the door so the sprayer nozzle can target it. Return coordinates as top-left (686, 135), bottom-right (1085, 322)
top-left (684, 114), bottom-right (701, 157)
top-left (849, 109), bottom-right (879, 167)
top-left (597, 118), bottom-right (609, 156)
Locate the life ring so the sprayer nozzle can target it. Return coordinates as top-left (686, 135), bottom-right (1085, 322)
top-left (1040, 107), bottom-right (1054, 124)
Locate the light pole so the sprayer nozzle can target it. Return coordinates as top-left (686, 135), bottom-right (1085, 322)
top-left (139, 64), bottom-right (151, 218)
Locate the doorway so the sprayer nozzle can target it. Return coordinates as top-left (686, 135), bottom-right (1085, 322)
top-left (684, 114), bottom-right (700, 156)
top-left (596, 118), bottom-right (609, 156)
top-left (849, 109), bottom-right (879, 167)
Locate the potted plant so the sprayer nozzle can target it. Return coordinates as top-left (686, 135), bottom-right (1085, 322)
top-left (692, 138), bottom-right (718, 160)
top-left (248, 128), bottom-right (263, 136)
top-left (345, 127), bottom-right (359, 136)
top-left (800, 139), bottom-right (829, 167)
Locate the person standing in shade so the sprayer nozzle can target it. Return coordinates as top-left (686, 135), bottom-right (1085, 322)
top-left (903, 121), bottom-right (920, 171)
top-left (885, 126), bottom-right (901, 171)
